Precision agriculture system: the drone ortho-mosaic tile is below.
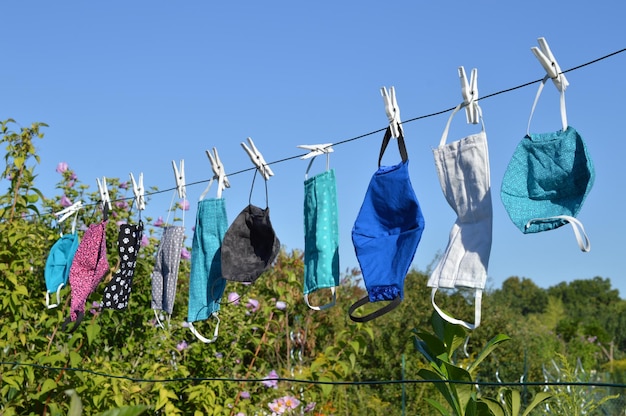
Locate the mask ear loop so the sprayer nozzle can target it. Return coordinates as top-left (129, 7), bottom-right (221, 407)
top-left (527, 74), bottom-right (567, 136)
top-left (248, 169), bottom-right (269, 209)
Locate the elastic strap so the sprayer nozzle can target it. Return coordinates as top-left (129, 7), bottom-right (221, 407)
top-left (431, 288), bottom-right (482, 330)
top-left (304, 152), bottom-right (331, 180)
top-left (45, 283), bottom-right (65, 309)
top-left (525, 215), bottom-right (590, 252)
top-left (348, 295), bottom-right (401, 323)
top-left (304, 287), bottom-right (337, 311)
top-left (378, 127), bottom-right (408, 167)
top-left (188, 313), bottom-right (220, 344)
top-left (439, 103), bottom-right (485, 147)
top-left (527, 75), bottom-right (567, 136)
top-left (248, 169), bottom-right (269, 208)
top-left (62, 311), bottom-right (84, 333)
top-left (153, 309), bottom-right (171, 330)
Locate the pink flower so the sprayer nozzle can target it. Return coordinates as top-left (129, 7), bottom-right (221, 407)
top-left (261, 370), bottom-right (279, 389)
top-left (154, 217), bottom-right (164, 227)
top-left (67, 180), bottom-right (75, 188)
top-left (246, 298), bottom-right (260, 312)
top-left (179, 199), bottom-right (190, 211)
top-left (228, 292), bottom-right (240, 305)
top-left (281, 396), bottom-right (300, 410)
top-left (176, 340), bottom-right (188, 352)
top-left (141, 234), bottom-right (149, 247)
top-left (276, 300), bottom-right (287, 310)
top-left (304, 401), bottom-right (316, 412)
top-left (240, 391), bottom-right (250, 399)
top-left (119, 181), bottom-right (129, 189)
top-left (56, 162), bottom-right (68, 173)
top-left (181, 321), bottom-right (190, 328)
top-left (115, 200), bottom-right (128, 210)
top-left (70, 172), bottom-right (77, 180)
top-left (60, 195), bottom-right (72, 208)
top-left (181, 247), bottom-right (191, 260)
top-left (268, 398), bottom-right (287, 414)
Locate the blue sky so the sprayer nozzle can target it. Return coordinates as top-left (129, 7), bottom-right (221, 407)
top-left (2, 2), bottom-right (626, 298)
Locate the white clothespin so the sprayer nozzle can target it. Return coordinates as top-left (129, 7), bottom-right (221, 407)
top-left (241, 137), bottom-right (274, 180)
top-left (172, 160), bottom-right (186, 199)
top-left (96, 177), bottom-right (112, 211)
top-left (459, 67), bottom-right (481, 124)
top-left (297, 143), bottom-right (334, 178)
top-left (206, 148), bottom-right (230, 197)
top-left (129, 172), bottom-right (146, 211)
top-left (531, 37), bottom-right (569, 93)
top-left (54, 200), bottom-right (83, 224)
top-left (381, 86), bottom-right (403, 138)
top-left (54, 200), bottom-right (83, 235)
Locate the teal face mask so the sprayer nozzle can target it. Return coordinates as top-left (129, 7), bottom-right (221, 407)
top-left (187, 197), bottom-right (228, 343)
top-left (44, 232), bottom-right (79, 308)
top-left (303, 168), bottom-right (340, 310)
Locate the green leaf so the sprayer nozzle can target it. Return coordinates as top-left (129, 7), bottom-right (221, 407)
top-left (40, 378), bottom-right (57, 394)
top-left (98, 406), bottom-right (151, 416)
top-left (318, 376), bottom-right (333, 397)
top-left (467, 334), bottom-right (510, 375)
top-left (86, 322), bottom-right (101, 346)
top-left (424, 397), bottom-right (452, 416)
top-left (418, 369), bottom-right (460, 413)
top-left (521, 392), bottom-right (552, 416)
top-left (503, 389), bottom-right (520, 416)
top-left (480, 398), bottom-right (505, 416)
top-left (65, 389), bottom-right (83, 416)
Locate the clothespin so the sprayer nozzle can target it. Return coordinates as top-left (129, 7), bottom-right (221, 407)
top-left (531, 37), bottom-right (569, 93)
top-left (172, 160), bottom-right (186, 199)
top-left (54, 200), bottom-right (83, 235)
top-left (96, 177), bottom-right (112, 211)
top-left (381, 86), bottom-right (403, 138)
top-left (206, 147), bottom-right (230, 196)
top-left (241, 137), bottom-right (274, 180)
top-left (297, 143), bottom-right (334, 178)
top-left (129, 172), bottom-right (145, 211)
top-left (459, 67), bottom-right (481, 124)
top-left (54, 200), bottom-right (83, 224)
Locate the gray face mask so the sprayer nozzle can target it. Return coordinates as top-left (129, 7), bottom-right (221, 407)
top-left (151, 225), bottom-right (185, 324)
top-left (221, 172), bottom-right (280, 284)
top-left (428, 103), bottom-right (493, 330)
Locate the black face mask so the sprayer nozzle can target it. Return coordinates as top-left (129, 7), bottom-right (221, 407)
top-left (221, 204), bottom-right (280, 283)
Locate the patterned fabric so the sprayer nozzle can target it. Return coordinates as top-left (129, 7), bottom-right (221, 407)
top-left (303, 169), bottom-right (339, 301)
top-left (103, 222), bottom-right (143, 310)
top-left (151, 225), bottom-right (185, 315)
top-left (187, 198), bottom-right (228, 323)
top-left (68, 221), bottom-right (109, 321)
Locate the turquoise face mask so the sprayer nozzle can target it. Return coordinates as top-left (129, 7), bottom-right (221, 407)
top-left (187, 197), bottom-right (228, 343)
top-left (303, 167), bottom-right (340, 311)
top-left (44, 232), bottom-right (79, 308)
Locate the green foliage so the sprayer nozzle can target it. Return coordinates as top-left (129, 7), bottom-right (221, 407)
top-left (0, 118), bottom-right (624, 414)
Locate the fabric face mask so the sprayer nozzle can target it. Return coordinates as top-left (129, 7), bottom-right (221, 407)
top-left (428, 103), bottom-right (493, 330)
top-left (303, 168), bottom-right (340, 310)
top-left (151, 225), bottom-right (185, 320)
top-left (44, 232), bottom-right (79, 308)
top-left (222, 174), bottom-right (280, 283)
top-left (187, 197), bottom-right (228, 343)
top-left (350, 128), bottom-right (425, 322)
top-left (67, 220), bottom-right (109, 325)
top-left (501, 73), bottom-right (594, 252)
top-left (102, 221), bottom-right (143, 311)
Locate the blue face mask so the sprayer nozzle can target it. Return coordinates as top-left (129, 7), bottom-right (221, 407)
top-left (501, 72), bottom-right (594, 252)
top-left (187, 197), bottom-right (228, 343)
top-left (303, 168), bottom-right (340, 310)
top-left (350, 128), bottom-right (425, 322)
top-left (44, 232), bottom-right (79, 308)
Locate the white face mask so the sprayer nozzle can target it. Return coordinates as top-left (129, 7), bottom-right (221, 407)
top-left (428, 104), bottom-right (493, 330)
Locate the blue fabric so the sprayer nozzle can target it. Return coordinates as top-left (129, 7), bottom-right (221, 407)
top-left (187, 198), bottom-right (228, 323)
top-left (352, 159), bottom-right (425, 302)
top-left (303, 169), bottom-right (340, 295)
top-left (44, 233), bottom-right (79, 294)
top-left (501, 126), bottom-right (594, 233)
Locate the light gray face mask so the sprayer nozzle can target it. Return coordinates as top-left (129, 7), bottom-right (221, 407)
top-left (428, 103), bottom-right (493, 330)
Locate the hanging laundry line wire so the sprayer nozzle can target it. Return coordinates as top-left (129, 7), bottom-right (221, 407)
top-left (12, 46), bottom-right (626, 220)
top-left (2, 360), bottom-right (626, 389)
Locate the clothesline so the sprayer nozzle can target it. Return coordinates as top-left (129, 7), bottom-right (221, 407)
top-left (8, 46), bottom-right (626, 220)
